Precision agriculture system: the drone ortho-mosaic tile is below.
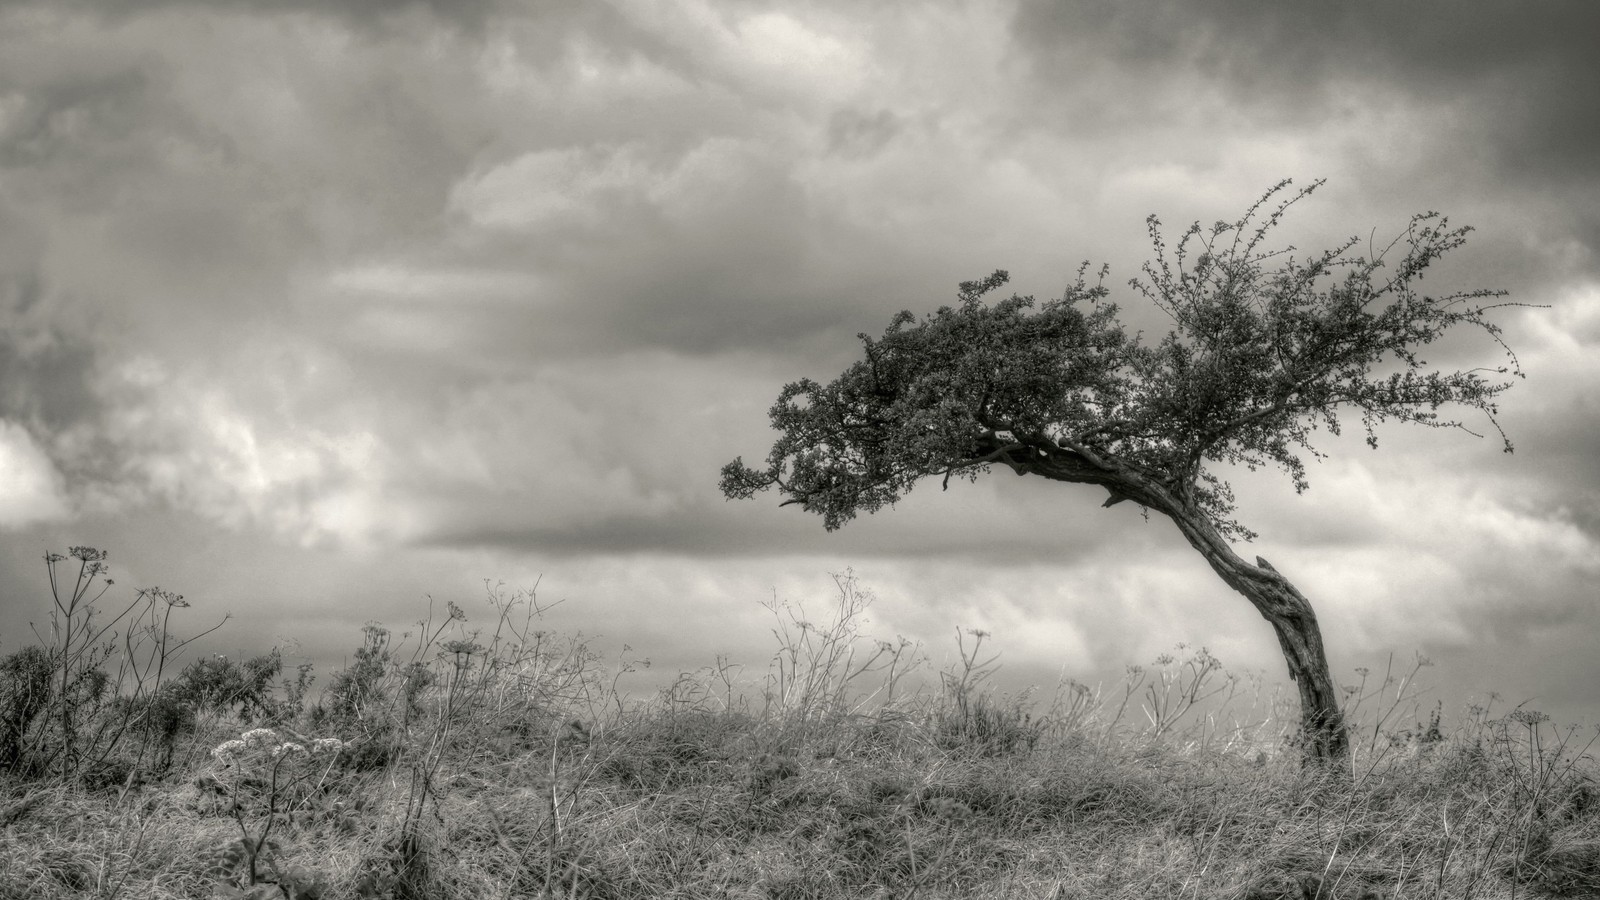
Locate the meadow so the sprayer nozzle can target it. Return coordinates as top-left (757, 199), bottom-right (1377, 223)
top-left (1, 550), bottom-right (1597, 900)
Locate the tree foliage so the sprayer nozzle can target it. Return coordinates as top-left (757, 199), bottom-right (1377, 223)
top-left (722, 180), bottom-right (1522, 541)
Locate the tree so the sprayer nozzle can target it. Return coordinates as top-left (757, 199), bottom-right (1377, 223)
top-left (720, 180), bottom-right (1526, 769)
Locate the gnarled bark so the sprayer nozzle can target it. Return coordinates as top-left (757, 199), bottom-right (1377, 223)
top-left (1000, 441), bottom-right (1352, 769)
top-left (1166, 515), bottom-right (1351, 767)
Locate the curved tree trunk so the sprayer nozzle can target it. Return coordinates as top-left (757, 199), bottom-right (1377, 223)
top-left (1162, 506), bottom-right (1352, 769)
top-left (994, 443), bottom-right (1352, 770)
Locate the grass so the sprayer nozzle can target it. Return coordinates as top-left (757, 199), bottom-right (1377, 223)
top-left (1, 558), bottom-right (1598, 899)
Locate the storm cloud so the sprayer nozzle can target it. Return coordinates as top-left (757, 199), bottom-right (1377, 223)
top-left (1, 0), bottom-right (1595, 725)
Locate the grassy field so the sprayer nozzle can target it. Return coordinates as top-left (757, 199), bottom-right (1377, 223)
top-left (1, 557), bottom-right (1597, 900)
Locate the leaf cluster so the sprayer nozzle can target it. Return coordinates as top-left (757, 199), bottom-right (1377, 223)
top-left (722, 265), bottom-right (1135, 529)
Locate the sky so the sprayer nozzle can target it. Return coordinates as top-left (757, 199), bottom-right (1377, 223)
top-left (1, 0), bottom-right (1597, 732)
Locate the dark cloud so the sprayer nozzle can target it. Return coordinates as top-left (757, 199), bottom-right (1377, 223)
top-left (0, 204), bottom-right (103, 440)
top-left (1498, 398), bottom-right (1600, 544)
top-left (1011, 0), bottom-right (1600, 122)
top-left (0, 63), bottom-right (167, 217)
top-left (0, 0), bottom-right (503, 31)
top-left (0, 72), bottom-right (146, 172)
top-left (1011, 0), bottom-right (1600, 273)
top-left (0, 331), bottom-right (101, 438)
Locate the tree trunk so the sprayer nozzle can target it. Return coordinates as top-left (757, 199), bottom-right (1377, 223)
top-left (1162, 507), bottom-right (1351, 770)
top-left (994, 444), bottom-right (1352, 770)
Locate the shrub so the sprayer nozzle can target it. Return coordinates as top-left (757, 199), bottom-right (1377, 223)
top-left (322, 625), bottom-right (393, 724)
top-left (0, 646), bottom-right (53, 774)
top-left (169, 652), bottom-right (284, 723)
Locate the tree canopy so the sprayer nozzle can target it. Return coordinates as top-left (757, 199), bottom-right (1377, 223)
top-left (721, 180), bottom-right (1522, 541)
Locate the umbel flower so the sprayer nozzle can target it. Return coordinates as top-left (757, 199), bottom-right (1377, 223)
top-left (441, 639), bottom-right (484, 670)
top-left (440, 639), bottom-right (482, 657)
top-left (212, 729), bottom-right (347, 763)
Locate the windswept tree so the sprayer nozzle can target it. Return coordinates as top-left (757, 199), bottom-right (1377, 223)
top-left (721, 180), bottom-right (1527, 768)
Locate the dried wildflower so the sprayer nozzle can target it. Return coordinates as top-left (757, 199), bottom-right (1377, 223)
top-left (67, 546), bottom-right (110, 577)
top-left (311, 738), bottom-right (347, 755)
top-left (142, 587), bottom-right (189, 608)
top-left (438, 640), bottom-right (481, 673)
top-left (441, 639), bottom-right (481, 657)
top-left (271, 742), bottom-right (306, 759)
top-left (212, 739), bottom-right (247, 761)
top-left (1509, 709), bottom-right (1549, 726)
top-left (241, 728), bottom-right (279, 748)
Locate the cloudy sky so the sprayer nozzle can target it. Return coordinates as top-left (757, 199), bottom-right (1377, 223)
top-left (2, 0), bottom-right (1597, 729)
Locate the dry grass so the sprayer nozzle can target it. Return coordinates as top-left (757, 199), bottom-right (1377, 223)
top-left (2, 574), bottom-right (1597, 900)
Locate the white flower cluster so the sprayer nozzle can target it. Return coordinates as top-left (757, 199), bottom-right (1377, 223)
top-left (211, 730), bottom-right (347, 763)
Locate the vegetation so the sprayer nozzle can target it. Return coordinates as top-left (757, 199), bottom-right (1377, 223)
top-left (2, 550), bottom-right (1597, 899)
top-left (722, 180), bottom-right (1531, 769)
